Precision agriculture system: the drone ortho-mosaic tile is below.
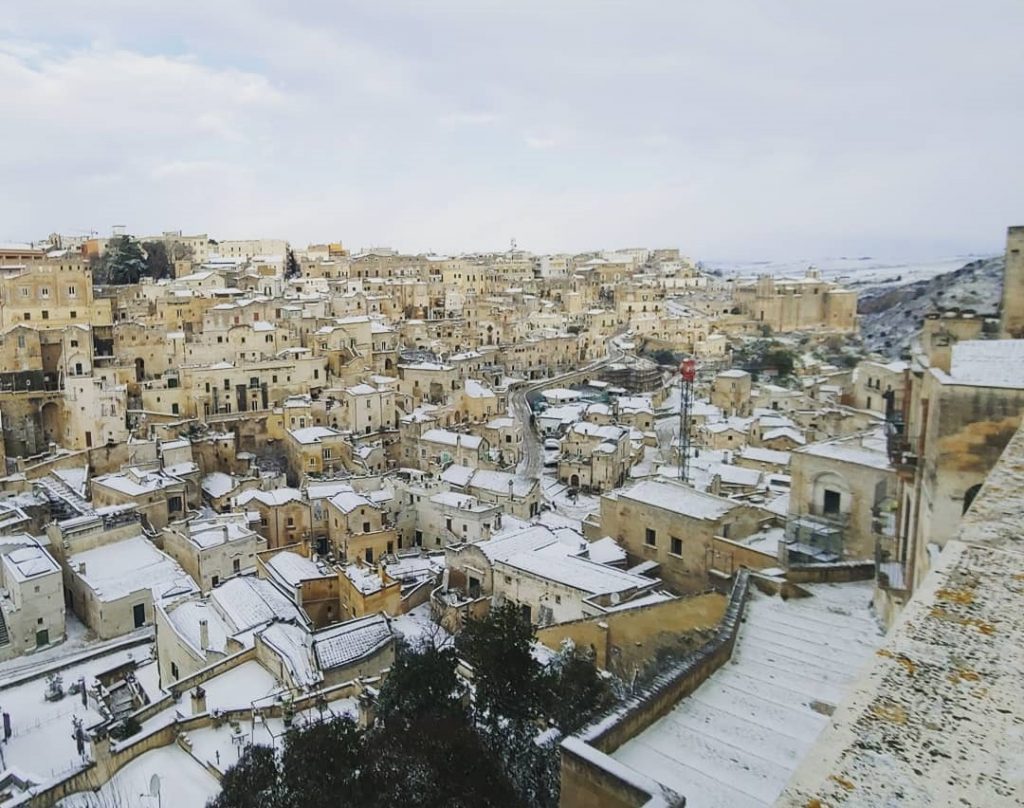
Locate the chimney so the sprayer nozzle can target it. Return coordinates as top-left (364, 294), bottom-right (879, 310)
top-left (191, 685), bottom-right (207, 714)
top-left (78, 562), bottom-right (86, 576)
top-left (199, 618), bottom-right (209, 650)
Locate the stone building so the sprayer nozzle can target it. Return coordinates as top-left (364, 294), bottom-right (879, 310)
top-left (0, 536), bottom-right (65, 659)
top-left (162, 512), bottom-right (267, 593)
top-left (731, 269), bottom-right (857, 333)
top-left (591, 476), bottom-right (770, 593)
top-left (710, 369), bottom-right (752, 417)
top-left (852, 358), bottom-right (907, 416)
top-left (786, 428), bottom-right (896, 562)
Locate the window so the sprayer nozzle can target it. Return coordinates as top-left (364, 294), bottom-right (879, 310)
top-left (16, 335), bottom-right (25, 349)
top-left (224, 379), bottom-right (230, 390)
top-left (70, 311), bottom-right (77, 318)
top-left (68, 285), bottom-right (77, 297)
top-left (19, 287), bottom-right (28, 297)
top-left (555, 594), bottom-right (562, 604)
top-left (233, 559), bottom-right (241, 573)
top-left (823, 489), bottom-right (841, 516)
top-left (41, 310), bottom-right (48, 320)
top-left (171, 662), bottom-right (179, 680)
top-left (70, 339), bottom-right (78, 347)
top-left (645, 528), bottom-right (656, 546)
top-left (308, 457), bottom-right (316, 467)
top-left (40, 287), bottom-right (49, 298)
top-left (23, 313), bottom-right (29, 321)
top-left (671, 537), bottom-right (683, 556)
top-left (171, 403), bottom-right (179, 415)
top-left (287, 516), bottom-right (294, 527)
top-left (211, 575), bottom-right (219, 587)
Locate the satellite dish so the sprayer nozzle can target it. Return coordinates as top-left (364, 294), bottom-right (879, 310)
top-left (149, 774), bottom-right (161, 798)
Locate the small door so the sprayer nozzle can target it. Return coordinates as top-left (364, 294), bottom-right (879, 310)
top-left (133, 603), bottom-right (146, 628)
top-left (35, 629), bottom-right (49, 647)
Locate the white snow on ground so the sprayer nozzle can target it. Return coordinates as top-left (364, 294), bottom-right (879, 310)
top-left (707, 255), bottom-right (981, 288)
top-left (184, 699), bottom-right (360, 776)
top-left (0, 614), bottom-right (130, 681)
top-left (541, 477), bottom-right (601, 522)
top-left (58, 743), bottom-right (220, 807)
top-left (612, 582), bottom-right (882, 808)
top-left (0, 646), bottom-right (153, 782)
top-left (391, 603), bottom-right (452, 649)
top-left (193, 660), bottom-right (282, 714)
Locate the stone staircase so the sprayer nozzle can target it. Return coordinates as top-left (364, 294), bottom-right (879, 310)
top-left (34, 474), bottom-right (91, 521)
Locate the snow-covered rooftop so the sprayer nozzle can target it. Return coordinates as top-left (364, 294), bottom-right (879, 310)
top-left (614, 477), bottom-right (741, 520)
top-left (312, 613), bottom-right (393, 670)
top-left (265, 551), bottom-right (329, 586)
top-left (796, 428), bottom-right (891, 471)
top-left (70, 535), bottom-right (197, 603)
top-left (946, 338), bottom-right (1024, 388)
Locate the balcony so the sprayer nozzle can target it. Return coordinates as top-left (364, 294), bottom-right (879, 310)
top-left (875, 535), bottom-right (908, 593)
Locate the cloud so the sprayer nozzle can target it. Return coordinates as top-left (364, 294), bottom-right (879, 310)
top-left (438, 111), bottom-right (499, 127)
top-left (0, 2), bottom-right (1021, 257)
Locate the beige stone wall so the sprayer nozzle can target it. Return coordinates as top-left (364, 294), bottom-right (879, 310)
top-left (1000, 225), bottom-right (1024, 338)
top-left (599, 493), bottom-right (767, 593)
top-left (536, 592), bottom-right (726, 675)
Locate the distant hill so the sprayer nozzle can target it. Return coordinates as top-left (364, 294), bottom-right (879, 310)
top-left (857, 256), bottom-right (1004, 358)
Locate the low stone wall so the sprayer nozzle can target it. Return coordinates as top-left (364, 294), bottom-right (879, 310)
top-left (560, 738), bottom-right (679, 808)
top-left (23, 678), bottom-right (370, 807)
top-left (400, 578), bottom-right (434, 613)
top-left (558, 570), bottom-right (751, 807)
top-left (128, 646), bottom-right (258, 727)
top-left (787, 560), bottom-right (875, 584)
top-left (536, 592), bottom-right (725, 676)
top-left (710, 535), bottom-right (779, 574)
top-left (430, 587), bottom-right (490, 634)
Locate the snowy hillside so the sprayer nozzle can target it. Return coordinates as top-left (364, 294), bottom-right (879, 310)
top-left (857, 256), bottom-right (1003, 358)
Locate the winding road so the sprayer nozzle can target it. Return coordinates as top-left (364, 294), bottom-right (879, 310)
top-left (512, 335), bottom-right (628, 481)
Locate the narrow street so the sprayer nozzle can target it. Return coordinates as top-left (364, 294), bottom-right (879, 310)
top-left (512, 335), bottom-right (628, 481)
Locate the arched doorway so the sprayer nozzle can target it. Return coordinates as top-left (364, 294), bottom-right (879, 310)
top-left (570, 474), bottom-right (580, 488)
top-left (40, 401), bottom-right (61, 445)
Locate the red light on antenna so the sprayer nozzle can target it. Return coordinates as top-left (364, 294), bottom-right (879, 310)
top-left (679, 359), bottom-right (696, 382)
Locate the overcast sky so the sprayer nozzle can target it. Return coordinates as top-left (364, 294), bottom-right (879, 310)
top-left (2, 1), bottom-right (1022, 260)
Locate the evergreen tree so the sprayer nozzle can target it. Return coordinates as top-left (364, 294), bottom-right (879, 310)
top-left (280, 716), bottom-right (365, 807)
top-left (375, 640), bottom-right (464, 731)
top-left (141, 240), bottom-right (173, 280)
top-left (543, 647), bottom-right (614, 734)
top-left (97, 236), bottom-right (147, 285)
top-left (207, 744), bottom-right (281, 808)
top-left (458, 602), bottom-right (545, 726)
top-left (365, 712), bottom-right (523, 808)
top-left (284, 247), bottom-right (301, 279)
